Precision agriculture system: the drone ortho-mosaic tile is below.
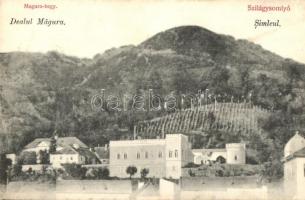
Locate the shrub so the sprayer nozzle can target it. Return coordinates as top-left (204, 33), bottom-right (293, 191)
top-left (183, 162), bottom-right (200, 168)
top-left (63, 164), bottom-right (87, 179)
top-left (97, 167), bottom-right (109, 179)
top-left (140, 168), bottom-right (149, 179)
top-left (216, 169), bottom-right (224, 177)
top-left (86, 167), bottom-right (110, 179)
top-left (188, 169), bottom-right (195, 177)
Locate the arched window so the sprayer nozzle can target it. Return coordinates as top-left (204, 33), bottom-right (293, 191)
top-left (117, 154), bottom-right (120, 159)
top-left (137, 152), bottom-right (140, 159)
top-left (145, 152), bottom-right (148, 159)
top-left (158, 152), bottom-right (162, 158)
top-left (234, 155), bottom-right (238, 161)
top-left (169, 151), bottom-right (172, 158)
top-left (124, 153), bottom-right (127, 159)
top-left (175, 150), bottom-right (178, 158)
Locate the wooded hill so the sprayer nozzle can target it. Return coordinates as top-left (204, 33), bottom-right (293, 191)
top-left (1, 26), bottom-right (305, 175)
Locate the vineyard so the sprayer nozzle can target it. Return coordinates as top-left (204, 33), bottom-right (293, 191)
top-left (135, 102), bottom-right (271, 139)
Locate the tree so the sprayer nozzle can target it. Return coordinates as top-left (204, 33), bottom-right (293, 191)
top-left (140, 168), bottom-right (149, 179)
top-left (0, 154), bottom-right (12, 184)
top-left (63, 164), bottom-right (87, 179)
top-left (206, 66), bottom-right (230, 94)
top-left (147, 71), bottom-right (163, 91)
top-left (11, 164), bottom-right (22, 178)
top-left (126, 166), bottom-right (137, 179)
top-left (172, 65), bottom-right (198, 95)
top-left (38, 150), bottom-right (49, 164)
top-left (98, 167), bottom-right (109, 179)
top-left (49, 137), bottom-right (57, 153)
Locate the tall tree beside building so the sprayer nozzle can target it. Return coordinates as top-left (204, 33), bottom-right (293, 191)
top-left (49, 137), bottom-right (57, 153)
top-left (126, 166), bottom-right (137, 179)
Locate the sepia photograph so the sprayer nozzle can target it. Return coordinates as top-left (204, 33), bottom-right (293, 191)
top-left (0, 0), bottom-right (305, 199)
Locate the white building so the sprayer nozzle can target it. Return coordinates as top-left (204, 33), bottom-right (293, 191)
top-left (109, 134), bottom-right (193, 179)
top-left (22, 136), bottom-right (98, 168)
top-left (50, 144), bottom-right (98, 168)
top-left (283, 132), bottom-right (305, 200)
top-left (192, 143), bottom-right (246, 165)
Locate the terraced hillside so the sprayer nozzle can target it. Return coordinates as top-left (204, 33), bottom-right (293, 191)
top-left (136, 102), bottom-right (270, 139)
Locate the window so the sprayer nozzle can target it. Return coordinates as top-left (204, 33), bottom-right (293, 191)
top-left (235, 156), bottom-right (237, 161)
top-left (145, 152), bottom-right (148, 159)
top-left (169, 151), bottom-right (172, 158)
top-left (60, 156), bottom-right (62, 160)
top-left (304, 164), bottom-right (305, 177)
top-left (117, 154), bottom-right (120, 159)
top-left (70, 157), bottom-right (73, 160)
top-left (175, 150), bottom-right (178, 158)
top-left (137, 152), bottom-right (140, 159)
top-left (158, 152), bottom-right (162, 158)
top-left (124, 153), bottom-right (127, 159)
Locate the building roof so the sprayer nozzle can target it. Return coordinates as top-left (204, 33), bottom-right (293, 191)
top-left (77, 148), bottom-right (98, 160)
top-left (53, 146), bottom-right (78, 154)
top-left (52, 145), bottom-right (99, 162)
top-left (24, 138), bottom-right (51, 149)
top-left (94, 147), bottom-right (109, 160)
top-left (283, 147), bottom-right (305, 162)
top-left (56, 137), bottom-right (88, 148)
top-left (24, 137), bottom-right (88, 149)
top-left (293, 147), bottom-right (305, 157)
top-left (284, 132), bottom-right (305, 158)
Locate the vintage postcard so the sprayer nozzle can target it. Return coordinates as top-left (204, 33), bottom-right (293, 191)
top-left (0, 0), bottom-right (305, 199)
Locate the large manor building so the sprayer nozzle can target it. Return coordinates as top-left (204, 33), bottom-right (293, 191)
top-left (21, 136), bottom-right (99, 169)
top-left (109, 134), bottom-right (193, 179)
top-left (109, 133), bottom-right (246, 179)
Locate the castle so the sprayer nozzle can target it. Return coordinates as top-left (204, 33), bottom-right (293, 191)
top-left (109, 134), bottom-right (193, 179)
top-left (109, 133), bottom-right (246, 179)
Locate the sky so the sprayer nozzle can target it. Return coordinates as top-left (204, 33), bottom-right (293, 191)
top-left (1, 0), bottom-right (305, 63)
